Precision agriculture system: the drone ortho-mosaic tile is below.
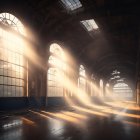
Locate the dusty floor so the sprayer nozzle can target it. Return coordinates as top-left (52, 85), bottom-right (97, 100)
top-left (0, 101), bottom-right (140, 140)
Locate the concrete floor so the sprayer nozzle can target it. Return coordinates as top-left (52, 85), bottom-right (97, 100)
top-left (0, 101), bottom-right (140, 140)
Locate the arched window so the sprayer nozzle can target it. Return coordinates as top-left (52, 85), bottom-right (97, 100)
top-left (50, 43), bottom-right (63, 57)
top-left (100, 79), bottom-right (103, 96)
top-left (113, 83), bottom-right (133, 99)
top-left (105, 83), bottom-right (110, 96)
top-left (79, 65), bottom-right (85, 77)
top-left (90, 75), bottom-right (95, 96)
top-left (78, 65), bottom-right (86, 93)
top-left (0, 13), bottom-right (26, 97)
top-left (47, 43), bottom-right (65, 97)
top-left (0, 13), bottom-right (25, 35)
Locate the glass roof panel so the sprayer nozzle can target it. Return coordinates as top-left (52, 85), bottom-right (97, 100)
top-left (80, 19), bottom-right (98, 31)
top-left (61, 0), bottom-right (82, 11)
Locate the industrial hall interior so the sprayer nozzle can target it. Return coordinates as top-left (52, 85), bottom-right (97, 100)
top-left (0, 0), bottom-right (140, 140)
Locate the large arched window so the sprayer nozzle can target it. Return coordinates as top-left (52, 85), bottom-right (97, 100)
top-left (78, 65), bottom-right (86, 93)
top-left (47, 43), bottom-right (66, 97)
top-left (113, 83), bottom-right (133, 99)
top-left (0, 13), bottom-right (26, 97)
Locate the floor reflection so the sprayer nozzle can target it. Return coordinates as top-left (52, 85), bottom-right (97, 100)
top-left (0, 127), bottom-right (23, 140)
top-left (0, 101), bottom-right (140, 140)
top-left (2, 120), bottom-right (23, 129)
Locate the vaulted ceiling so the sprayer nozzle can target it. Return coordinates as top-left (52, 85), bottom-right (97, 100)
top-left (0, 0), bottom-right (139, 86)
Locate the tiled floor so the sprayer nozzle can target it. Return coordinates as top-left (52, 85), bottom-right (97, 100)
top-left (0, 101), bottom-right (140, 140)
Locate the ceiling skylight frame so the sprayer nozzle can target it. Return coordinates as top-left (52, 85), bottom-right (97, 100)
top-left (61, 0), bottom-right (82, 11)
top-left (80, 19), bottom-right (99, 32)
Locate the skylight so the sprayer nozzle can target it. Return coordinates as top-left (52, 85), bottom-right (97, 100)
top-left (80, 19), bottom-right (98, 31)
top-left (61, 0), bottom-right (82, 11)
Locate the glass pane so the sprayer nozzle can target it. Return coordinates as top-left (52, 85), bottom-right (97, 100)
top-left (12, 71), bottom-right (16, 77)
top-left (16, 87), bottom-right (20, 96)
top-left (4, 69), bottom-right (8, 76)
top-left (0, 76), bottom-right (3, 84)
top-left (4, 77), bottom-right (8, 84)
top-left (12, 78), bottom-right (16, 85)
top-left (0, 61), bottom-right (3, 68)
top-left (7, 86), bottom-right (12, 97)
top-left (0, 85), bottom-right (3, 97)
top-left (4, 86), bottom-right (8, 97)
top-left (19, 79), bottom-right (23, 86)
top-left (19, 87), bottom-right (23, 96)
top-left (16, 79), bottom-right (19, 86)
top-left (7, 77), bottom-right (11, 85)
top-left (11, 86), bottom-right (15, 96)
top-left (7, 70), bottom-right (12, 77)
top-left (0, 69), bottom-right (3, 75)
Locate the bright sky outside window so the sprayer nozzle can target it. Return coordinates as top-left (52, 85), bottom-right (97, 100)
top-left (113, 83), bottom-right (133, 98)
top-left (100, 79), bottom-right (104, 97)
top-left (0, 13), bottom-right (25, 35)
top-left (80, 19), bottom-right (98, 31)
top-left (110, 70), bottom-right (121, 81)
top-left (114, 83), bottom-right (128, 88)
top-left (79, 65), bottom-right (85, 77)
top-left (117, 78), bottom-right (125, 82)
top-left (0, 13), bottom-right (26, 97)
top-left (106, 83), bottom-right (109, 87)
top-left (47, 43), bottom-right (66, 97)
top-left (78, 65), bottom-right (86, 92)
top-left (61, 0), bottom-right (82, 11)
top-left (48, 56), bottom-right (65, 69)
top-left (50, 43), bottom-right (62, 56)
top-left (111, 70), bottom-right (120, 75)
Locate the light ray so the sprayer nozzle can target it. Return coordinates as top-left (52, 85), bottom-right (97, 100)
top-left (41, 111), bottom-right (80, 124)
top-left (21, 117), bottom-right (36, 126)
